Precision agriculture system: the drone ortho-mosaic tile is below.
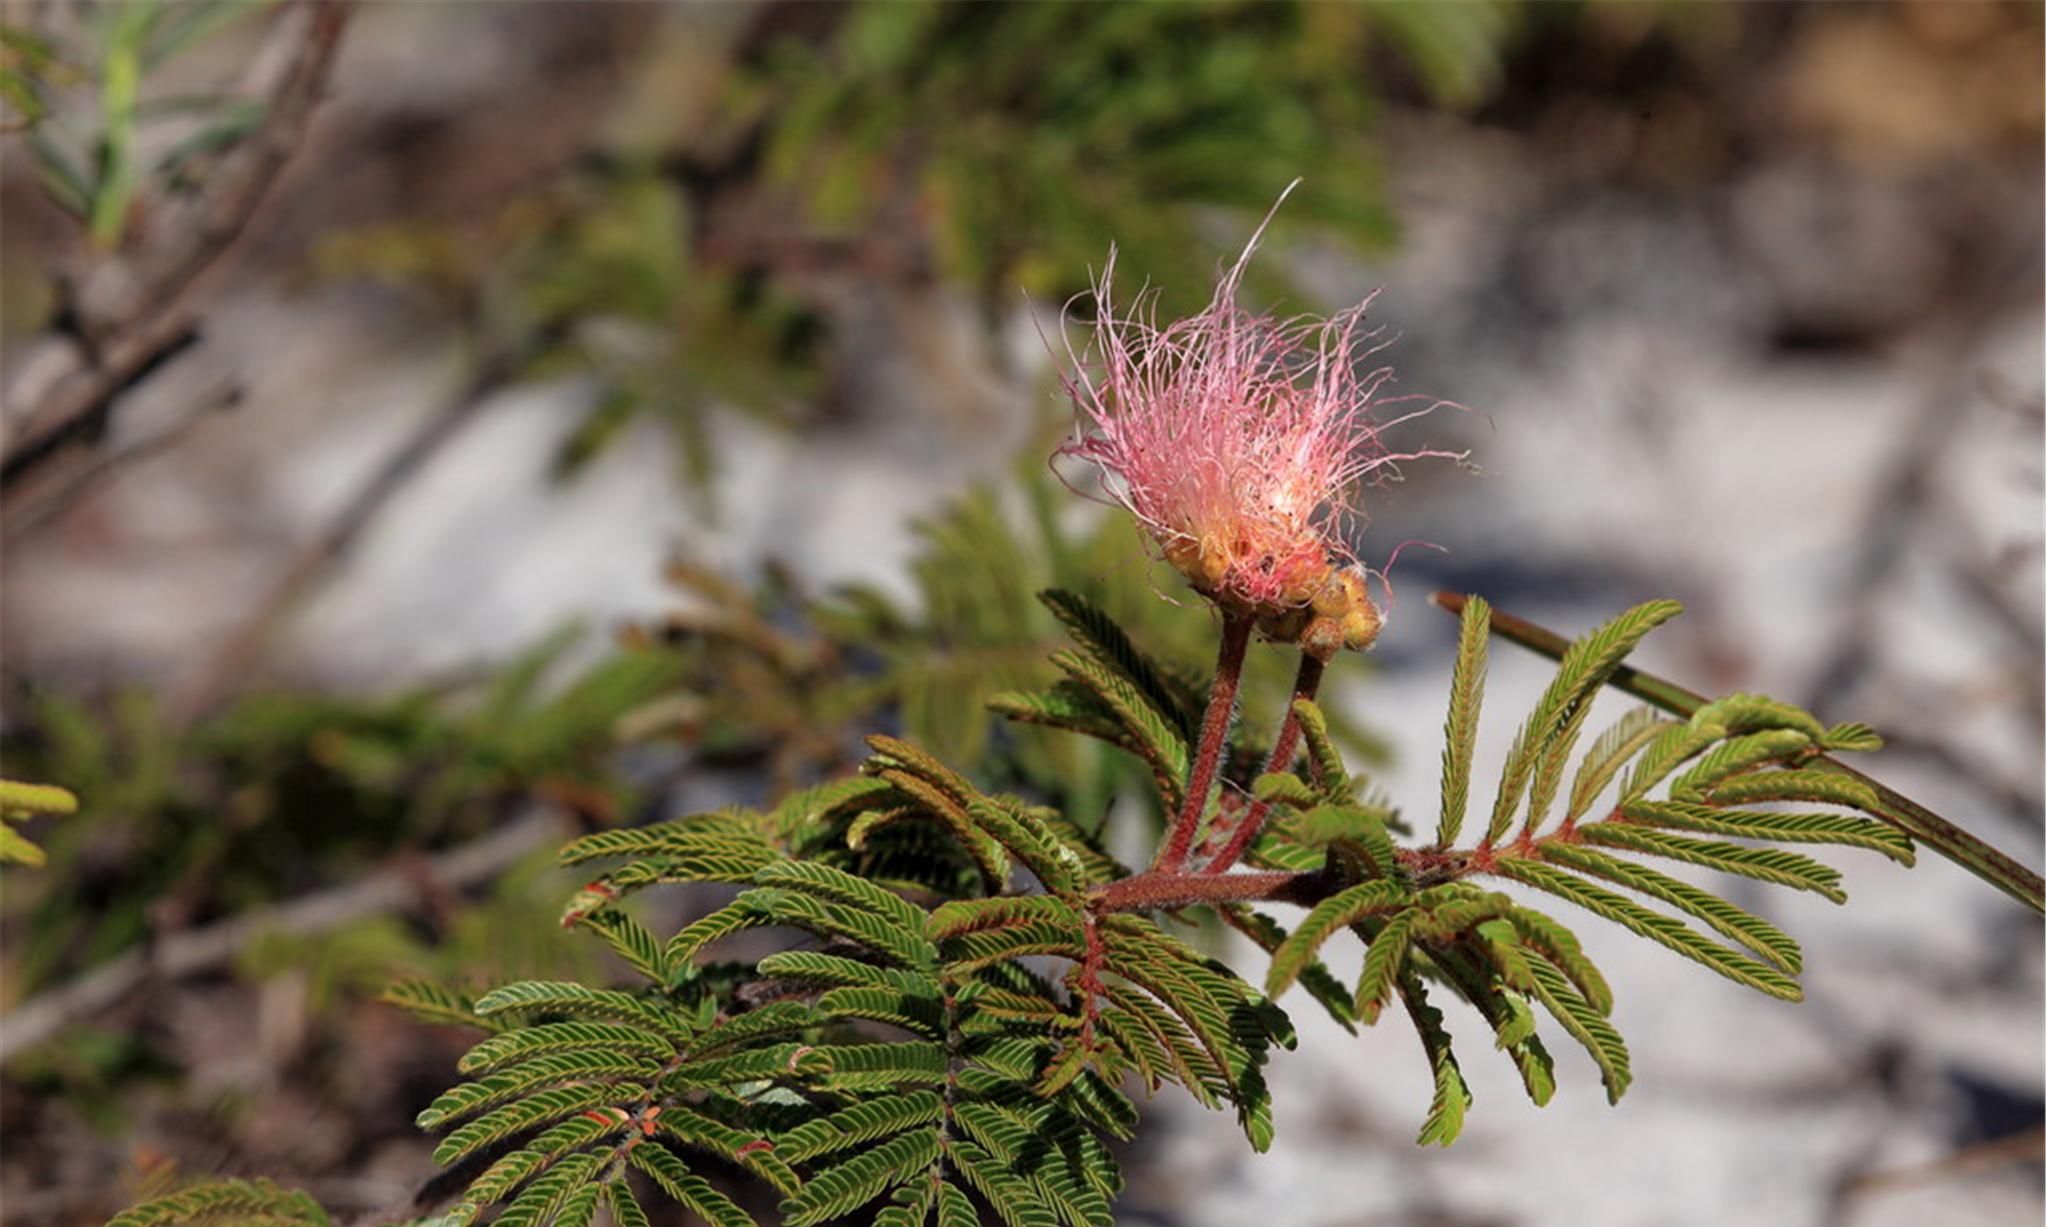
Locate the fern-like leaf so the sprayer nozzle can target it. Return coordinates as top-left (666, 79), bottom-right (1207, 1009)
top-left (1495, 859), bottom-right (1801, 1000)
top-left (1536, 844), bottom-right (1803, 974)
top-left (630, 1143), bottom-right (756, 1227)
top-left (106, 1180), bottom-right (331, 1227)
top-left (783, 1128), bottom-right (945, 1227)
top-left (1619, 800), bottom-right (1914, 864)
top-left (1038, 588), bottom-right (1199, 737)
top-left (1352, 909), bottom-right (1418, 1024)
top-left (1577, 824), bottom-right (1846, 903)
top-left (1291, 699), bottom-right (1351, 802)
top-left (1486, 600), bottom-right (1684, 844)
top-left (1436, 595), bottom-right (1489, 846)
top-left (1048, 649), bottom-right (1190, 811)
top-left (1563, 707), bottom-right (1671, 825)
top-left (1526, 959), bottom-right (1632, 1104)
top-left (1264, 880), bottom-right (1409, 998)
top-left (1400, 973), bottom-right (1471, 1147)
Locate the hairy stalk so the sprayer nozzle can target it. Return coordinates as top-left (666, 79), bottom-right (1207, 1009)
top-left (1091, 868), bottom-right (1324, 915)
top-left (1076, 911), bottom-right (1106, 1047)
top-left (1430, 591), bottom-right (2046, 914)
top-left (1155, 612), bottom-right (1254, 872)
top-left (1201, 652), bottom-right (1327, 873)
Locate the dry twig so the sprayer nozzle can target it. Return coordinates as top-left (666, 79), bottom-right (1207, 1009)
top-left (0, 0), bottom-right (351, 502)
top-left (0, 806), bottom-right (565, 1064)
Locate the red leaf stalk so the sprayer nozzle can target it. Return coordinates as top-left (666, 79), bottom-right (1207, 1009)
top-left (1200, 651), bottom-right (1327, 873)
top-left (1154, 611), bottom-right (1253, 872)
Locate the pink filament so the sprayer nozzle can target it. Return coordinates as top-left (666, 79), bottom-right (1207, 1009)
top-left (1058, 195), bottom-right (1457, 609)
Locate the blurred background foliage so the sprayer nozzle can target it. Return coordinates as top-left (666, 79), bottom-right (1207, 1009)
top-left (298, 0), bottom-right (1521, 511)
top-left (1, 0), bottom-right (2039, 1222)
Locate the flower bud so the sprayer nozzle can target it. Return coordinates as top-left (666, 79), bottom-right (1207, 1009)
top-left (1300, 614), bottom-right (1346, 661)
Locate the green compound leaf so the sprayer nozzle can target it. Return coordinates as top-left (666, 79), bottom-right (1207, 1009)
top-left (667, 899), bottom-right (777, 966)
top-left (1536, 844), bottom-right (1803, 974)
top-left (1400, 973), bottom-right (1471, 1147)
top-left (1435, 594), bottom-right (1489, 847)
top-left (757, 950), bottom-right (941, 996)
top-left (1252, 770), bottom-right (1320, 811)
top-left (1564, 707), bottom-right (1672, 825)
top-left (1820, 721), bottom-right (1884, 752)
top-left (1038, 588), bottom-right (1200, 738)
top-left (456, 1020), bottom-right (672, 1075)
top-left (471, 980), bottom-right (686, 1037)
top-left (988, 681), bottom-right (1135, 747)
top-left (449, 1115), bottom-right (613, 1216)
top-left (1669, 728), bottom-right (1814, 800)
top-left (1619, 800), bottom-right (1914, 864)
top-left (557, 823), bottom-right (780, 874)
top-left (778, 1091), bottom-right (948, 1163)
top-left (1501, 904), bottom-right (1613, 1015)
top-left (571, 909), bottom-right (670, 985)
top-left (1577, 824), bottom-right (1846, 904)
top-left (630, 1143), bottom-right (757, 1227)
top-left (1219, 906), bottom-right (1357, 1033)
top-left (416, 1050), bottom-right (656, 1130)
top-left (1527, 959), bottom-right (1632, 1104)
top-left (381, 979), bottom-right (507, 1033)
top-left (1049, 649), bottom-right (1190, 812)
top-left (1690, 693), bottom-right (1827, 740)
top-left (754, 857), bottom-right (930, 936)
top-left (605, 1182), bottom-right (653, 1227)
top-left (782, 1128), bottom-right (944, 1227)
top-left (489, 1150), bottom-right (601, 1227)
top-left (657, 1107), bottom-right (799, 1195)
top-left (432, 1083), bottom-right (636, 1167)
top-left (1621, 720), bottom-right (1731, 804)
top-left (1495, 858), bottom-right (1801, 1001)
top-left (106, 1179), bottom-right (331, 1227)
top-left (1700, 768), bottom-right (1879, 811)
top-left (1264, 880), bottom-right (1409, 998)
top-left (949, 1139), bottom-right (1061, 1227)
top-left (1487, 600), bottom-right (1685, 845)
top-left (1353, 908), bottom-right (1418, 1024)
top-left (1291, 699), bottom-right (1352, 803)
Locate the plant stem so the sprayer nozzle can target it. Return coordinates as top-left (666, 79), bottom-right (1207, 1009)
top-left (1154, 611), bottom-right (1254, 872)
top-left (1075, 911), bottom-right (1105, 1046)
top-left (1201, 652), bottom-right (1326, 873)
top-left (1430, 591), bottom-right (2046, 915)
top-left (1091, 868), bottom-right (1323, 915)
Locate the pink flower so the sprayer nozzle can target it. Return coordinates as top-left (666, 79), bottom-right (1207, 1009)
top-left (1058, 191), bottom-right (1456, 645)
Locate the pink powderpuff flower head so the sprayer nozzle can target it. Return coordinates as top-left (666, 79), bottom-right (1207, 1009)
top-left (1057, 185), bottom-right (1460, 650)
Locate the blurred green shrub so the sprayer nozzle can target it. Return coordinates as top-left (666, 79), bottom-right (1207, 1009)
top-left (0, 633), bottom-right (684, 1000)
top-left (748, 0), bottom-right (1515, 310)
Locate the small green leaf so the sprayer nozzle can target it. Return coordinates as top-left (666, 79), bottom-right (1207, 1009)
top-left (1436, 594), bottom-right (1489, 846)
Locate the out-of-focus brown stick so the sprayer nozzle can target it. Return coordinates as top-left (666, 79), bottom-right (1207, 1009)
top-left (1839, 1125), bottom-right (2046, 1197)
top-left (162, 335), bottom-right (536, 726)
top-left (0, 805), bottom-right (566, 1065)
top-left (0, 0), bottom-right (352, 500)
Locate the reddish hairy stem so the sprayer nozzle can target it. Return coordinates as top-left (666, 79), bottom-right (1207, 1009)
top-left (1201, 652), bottom-right (1327, 873)
top-left (1076, 910), bottom-right (1106, 1047)
top-left (1153, 612), bottom-right (1254, 872)
top-left (1091, 868), bottom-right (1324, 914)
